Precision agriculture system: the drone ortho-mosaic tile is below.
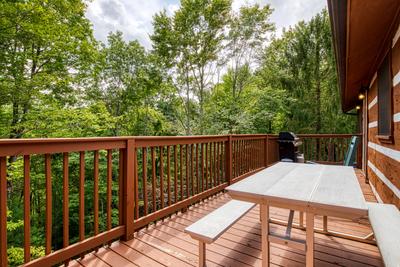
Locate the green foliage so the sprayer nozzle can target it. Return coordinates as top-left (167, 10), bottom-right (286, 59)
top-left (0, 1), bottom-right (356, 264)
top-left (7, 246), bottom-right (45, 266)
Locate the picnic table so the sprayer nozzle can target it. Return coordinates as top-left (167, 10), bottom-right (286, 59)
top-left (226, 162), bottom-right (368, 267)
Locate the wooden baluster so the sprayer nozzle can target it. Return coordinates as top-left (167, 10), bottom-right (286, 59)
top-left (209, 142), bottom-right (212, 187)
top-left (196, 144), bottom-right (199, 194)
top-left (264, 137), bottom-right (268, 167)
top-left (24, 155), bottom-right (30, 263)
top-left (256, 140), bottom-right (259, 168)
top-left (118, 150), bottom-right (123, 225)
top-left (213, 142), bottom-right (216, 186)
top-left (216, 142), bottom-right (220, 185)
top-left (93, 151), bottom-right (99, 236)
top-left (167, 146), bottom-right (171, 206)
top-left (107, 150), bottom-right (112, 229)
top-left (186, 144), bottom-right (189, 197)
top-left (226, 136), bottom-right (233, 184)
top-left (142, 148), bottom-right (148, 216)
top-left (305, 139), bottom-right (309, 161)
top-left (151, 147), bottom-right (156, 212)
top-left (209, 143), bottom-right (213, 186)
top-left (45, 154), bottom-right (52, 255)
top-left (0, 157), bottom-right (7, 267)
top-left (205, 143), bottom-right (209, 189)
top-left (80, 152), bottom-right (85, 240)
top-left (319, 139), bottom-right (322, 162)
top-left (249, 141), bottom-right (253, 171)
top-left (249, 140), bottom-right (252, 171)
top-left (244, 140), bottom-right (247, 173)
top-left (252, 140), bottom-right (255, 169)
top-left (201, 143), bottom-right (204, 192)
top-left (260, 139), bottom-right (262, 167)
top-left (174, 145), bottom-right (178, 203)
top-left (160, 146), bottom-right (164, 209)
top-left (231, 141), bottom-right (234, 178)
top-left (180, 145), bottom-right (183, 200)
top-left (63, 153), bottom-right (69, 249)
top-left (134, 148), bottom-right (139, 219)
top-left (191, 144), bottom-right (194, 195)
top-left (209, 143), bottom-right (213, 187)
top-left (241, 140), bottom-right (245, 174)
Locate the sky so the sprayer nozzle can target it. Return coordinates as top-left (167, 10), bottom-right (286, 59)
top-left (85, 0), bottom-right (327, 49)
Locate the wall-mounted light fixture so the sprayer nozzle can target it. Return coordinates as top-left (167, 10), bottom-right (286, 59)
top-left (356, 105), bottom-right (361, 110)
top-left (358, 93), bottom-right (365, 100)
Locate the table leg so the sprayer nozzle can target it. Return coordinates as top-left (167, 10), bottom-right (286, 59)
top-left (261, 204), bottom-right (270, 267)
top-left (306, 212), bottom-right (314, 267)
top-left (199, 241), bottom-right (206, 267)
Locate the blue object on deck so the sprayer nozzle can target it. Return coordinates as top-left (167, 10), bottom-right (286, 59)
top-left (343, 136), bottom-right (359, 166)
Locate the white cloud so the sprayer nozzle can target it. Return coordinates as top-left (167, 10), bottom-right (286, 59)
top-left (232, 0), bottom-right (327, 36)
top-left (86, 0), bottom-right (327, 48)
top-left (86, 0), bottom-right (179, 48)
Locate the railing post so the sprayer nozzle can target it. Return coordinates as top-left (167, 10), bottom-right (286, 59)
top-left (264, 135), bottom-right (269, 167)
top-left (226, 135), bottom-right (233, 184)
top-left (122, 139), bottom-right (135, 241)
top-left (0, 157), bottom-right (7, 267)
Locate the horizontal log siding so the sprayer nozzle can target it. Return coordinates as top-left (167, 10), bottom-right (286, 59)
top-left (366, 21), bottom-right (400, 208)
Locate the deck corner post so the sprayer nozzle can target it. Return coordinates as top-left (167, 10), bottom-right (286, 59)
top-left (122, 138), bottom-right (136, 241)
top-left (225, 135), bottom-right (233, 184)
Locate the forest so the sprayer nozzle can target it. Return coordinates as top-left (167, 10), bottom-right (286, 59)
top-left (0, 0), bottom-right (357, 265)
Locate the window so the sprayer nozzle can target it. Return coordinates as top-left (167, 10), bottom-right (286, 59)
top-left (377, 52), bottom-right (393, 141)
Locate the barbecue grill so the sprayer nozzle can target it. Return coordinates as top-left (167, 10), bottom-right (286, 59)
top-left (277, 132), bottom-right (303, 162)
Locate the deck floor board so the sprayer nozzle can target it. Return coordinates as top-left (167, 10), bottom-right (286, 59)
top-left (72, 170), bottom-right (383, 266)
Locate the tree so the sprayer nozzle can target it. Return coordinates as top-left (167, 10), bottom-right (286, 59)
top-left (204, 3), bottom-right (275, 134)
top-left (0, 0), bottom-right (96, 139)
top-left (152, 0), bottom-right (231, 134)
top-left (90, 32), bottom-right (174, 136)
top-left (256, 9), bottom-right (356, 134)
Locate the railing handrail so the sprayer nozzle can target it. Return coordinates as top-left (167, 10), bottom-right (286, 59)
top-left (296, 133), bottom-right (362, 138)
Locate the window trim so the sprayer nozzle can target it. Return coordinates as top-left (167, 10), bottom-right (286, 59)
top-left (377, 50), bottom-right (394, 143)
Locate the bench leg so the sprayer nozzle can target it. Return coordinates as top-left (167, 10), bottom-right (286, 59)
top-left (323, 216), bottom-right (328, 233)
top-left (199, 241), bottom-right (206, 267)
top-left (261, 204), bottom-right (270, 267)
top-left (299, 211), bottom-right (304, 228)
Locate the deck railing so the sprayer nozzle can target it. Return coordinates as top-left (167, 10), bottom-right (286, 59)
top-left (297, 134), bottom-right (363, 167)
top-left (0, 133), bottom-right (359, 266)
top-left (0, 134), bottom-right (280, 267)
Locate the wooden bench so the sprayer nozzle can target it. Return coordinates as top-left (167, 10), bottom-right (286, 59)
top-left (185, 200), bottom-right (256, 266)
top-left (367, 202), bottom-right (400, 267)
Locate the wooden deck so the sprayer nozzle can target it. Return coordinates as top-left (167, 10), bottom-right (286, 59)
top-left (69, 170), bottom-right (383, 267)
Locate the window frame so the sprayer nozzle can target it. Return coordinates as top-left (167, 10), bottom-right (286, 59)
top-left (377, 50), bottom-right (394, 143)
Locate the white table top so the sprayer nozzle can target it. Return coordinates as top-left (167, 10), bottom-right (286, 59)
top-left (226, 162), bottom-right (368, 217)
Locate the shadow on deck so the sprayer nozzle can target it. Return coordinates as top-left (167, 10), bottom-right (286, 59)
top-left (69, 170), bottom-right (382, 267)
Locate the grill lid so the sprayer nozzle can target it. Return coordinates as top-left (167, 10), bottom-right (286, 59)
top-left (278, 132), bottom-right (299, 141)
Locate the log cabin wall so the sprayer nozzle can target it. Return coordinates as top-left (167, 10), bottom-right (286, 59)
top-left (366, 21), bottom-right (400, 208)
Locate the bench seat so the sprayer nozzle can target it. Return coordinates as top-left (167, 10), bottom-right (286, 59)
top-left (367, 202), bottom-right (400, 267)
top-left (185, 199), bottom-right (256, 243)
top-left (185, 200), bottom-right (256, 266)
